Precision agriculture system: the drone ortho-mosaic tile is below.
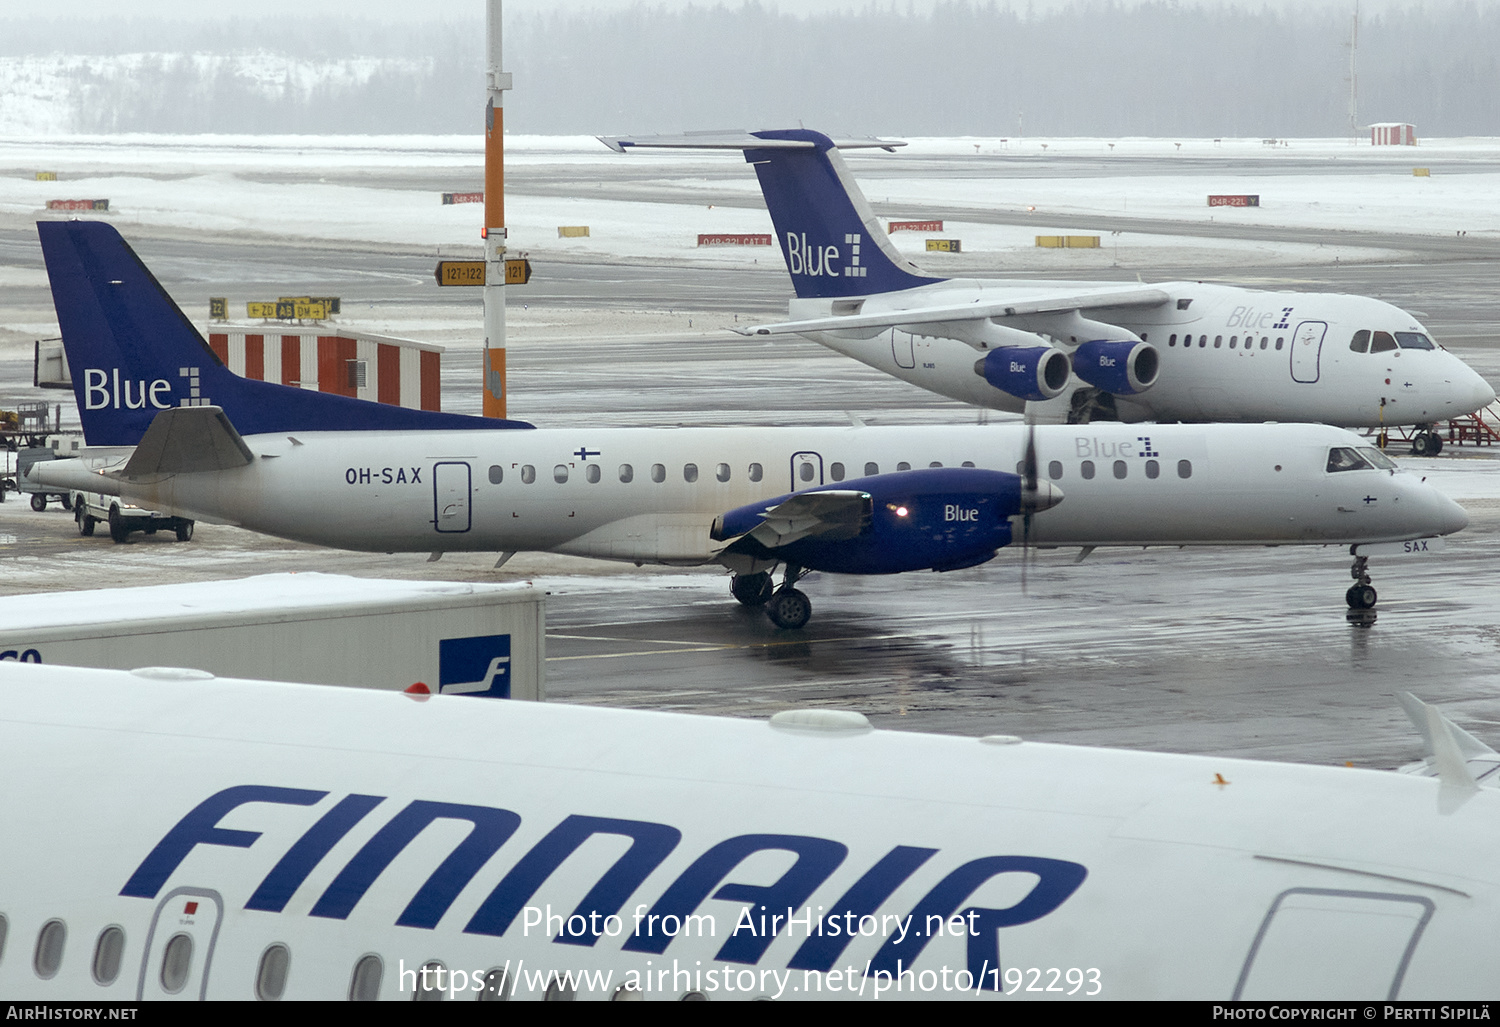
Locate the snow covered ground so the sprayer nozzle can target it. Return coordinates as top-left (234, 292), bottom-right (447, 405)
top-left (1, 134), bottom-right (1496, 270)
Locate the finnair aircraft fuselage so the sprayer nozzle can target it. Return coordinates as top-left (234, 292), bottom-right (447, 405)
top-left (798, 280), bottom-right (1492, 427)
top-left (114, 421), bottom-right (1463, 560)
top-left (3, 663), bottom-right (1498, 1001)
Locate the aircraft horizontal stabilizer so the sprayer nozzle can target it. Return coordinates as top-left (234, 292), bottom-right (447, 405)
top-left (599, 131), bottom-right (905, 153)
top-left (737, 287), bottom-right (1172, 340)
top-left (121, 406), bottom-right (254, 478)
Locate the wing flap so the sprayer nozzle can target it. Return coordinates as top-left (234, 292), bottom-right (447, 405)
top-left (737, 490), bottom-right (872, 549)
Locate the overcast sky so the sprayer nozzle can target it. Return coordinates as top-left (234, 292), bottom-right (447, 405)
top-left (0, 0), bottom-right (1459, 20)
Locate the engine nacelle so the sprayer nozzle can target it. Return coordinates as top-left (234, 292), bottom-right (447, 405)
top-left (1071, 340), bottom-right (1159, 395)
top-left (716, 468), bottom-right (1027, 575)
top-left (973, 346), bottom-right (1072, 401)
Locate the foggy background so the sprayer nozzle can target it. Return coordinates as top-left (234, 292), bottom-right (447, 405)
top-left (0, 2), bottom-right (1494, 137)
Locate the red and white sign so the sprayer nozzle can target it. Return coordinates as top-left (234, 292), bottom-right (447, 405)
top-left (889, 220), bottom-right (943, 232)
top-left (442, 192), bottom-right (484, 205)
top-left (1208, 195), bottom-right (1260, 207)
top-left (697, 234), bottom-right (773, 246)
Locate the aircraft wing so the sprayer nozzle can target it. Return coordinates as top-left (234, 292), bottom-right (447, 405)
top-left (599, 131), bottom-right (905, 153)
top-left (721, 490), bottom-right (872, 550)
top-left (120, 406), bottom-right (253, 478)
top-left (735, 286), bottom-right (1172, 338)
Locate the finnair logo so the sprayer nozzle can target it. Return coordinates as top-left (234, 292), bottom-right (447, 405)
top-left (439, 633), bottom-right (512, 698)
top-left (785, 233), bottom-right (866, 279)
top-left (81, 366), bottom-right (210, 412)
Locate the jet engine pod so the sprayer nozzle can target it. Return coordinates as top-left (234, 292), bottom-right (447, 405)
top-left (1071, 340), bottom-right (1159, 395)
top-left (973, 346), bottom-right (1072, 401)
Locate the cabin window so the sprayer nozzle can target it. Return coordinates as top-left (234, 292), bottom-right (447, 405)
top-left (255, 943), bottom-right (291, 1001)
top-left (683, 463), bottom-right (698, 483)
top-left (520, 464), bottom-right (535, 484)
top-left (962, 460), bottom-right (976, 468)
top-left (928, 461), bottom-right (942, 468)
top-left (553, 465), bottom-right (569, 484)
top-left (618, 464), bottom-right (633, 483)
top-left (897, 461), bottom-right (911, 471)
top-left (1275, 337), bottom-right (1285, 350)
top-left (1360, 447), bottom-right (1398, 469)
top-left (1177, 459), bottom-right (1193, 479)
top-left (0, 913), bottom-right (8, 967)
top-left (716, 463), bottom-right (731, 482)
top-left (413, 961), bottom-right (446, 1001)
top-left (650, 464), bottom-right (666, 483)
top-left (1168, 334), bottom-right (1177, 346)
top-left (349, 955), bottom-right (383, 1001)
top-left (34, 920), bottom-right (65, 980)
top-left (487, 465), bottom-right (503, 484)
top-left (1080, 460), bottom-right (1096, 480)
top-left (1396, 332), bottom-right (1434, 350)
top-left (586, 464), bottom-right (601, 484)
top-left (1327, 447), bottom-right (1375, 473)
top-left (1229, 336), bottom-right (1238, 348)
top-left (1113, 460), bottom-right (1128, 479)
top-left (1145, 459), bottom-right (1160, 479)
top-left (1198, 335), bottom-right (1207, 348)
top-left (829, 462), bottom-right (845, 481)
top-left (865, 462), bottom-right (879, 476)
top-left (748, 463), bottom-right (763, 482)
top-left (1213, 335), bottom-right (1223, 348)
top-left (159, 933), bottom-right (192, 994)
top-left (478, 967), bottom-right (509, 1002)
top-left (612, 984), bottom-right (644, 1002)
top-left (91, 926), bottom-right (124, 986)
top-left (1350, 329), bottom-right (1371, 353)
top-left (1048, 460), bottom-right (1063, 480)
top-left (798, 461), bottom-right (815, 482)
top-left (1260, 336), bottom-right (1269, 350)
top-left (1371, 331), bottom-right (1398, 353)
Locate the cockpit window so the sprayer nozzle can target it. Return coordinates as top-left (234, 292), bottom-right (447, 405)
top-left (1358, 447), bottom-right (1398, 470)
top-left (1349, 330), bottom-right (1370, 353)
top-left (1395, 332), bottom-right (1435, 350)
top-left (1327, 447), bottom-right (1375, 473)
top-left (1370, 331), bottom-right (1398, 353)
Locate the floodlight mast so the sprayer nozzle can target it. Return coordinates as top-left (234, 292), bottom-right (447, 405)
top-left (483, 0), bottom-right (512, 418)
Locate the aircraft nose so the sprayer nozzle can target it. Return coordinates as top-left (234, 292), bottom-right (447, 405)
top-left (1437, 493), bottom-right (1470, 535)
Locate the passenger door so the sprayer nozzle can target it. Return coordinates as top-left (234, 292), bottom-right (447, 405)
top-left (1290, 321), bottom-right (1328, 383)
top-left (790, 452), bottom-right (824, 491)
top-left (432, 461), bottom-right (472, 533)
top-left (137, 889), bottom-right (224, 1000)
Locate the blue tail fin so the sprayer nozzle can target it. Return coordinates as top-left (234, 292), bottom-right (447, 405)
top-left (37, 221), bottom-right (532, 445)
top-left (744, 129), bottom-right (944, 300)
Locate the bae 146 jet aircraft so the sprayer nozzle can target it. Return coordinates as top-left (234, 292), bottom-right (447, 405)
top-left (601, 130), bottom-right (1494, 453)
top-left (1, 661), bottom-right (1498, 1001)
top-left (34, 221), bottom-right (1467, 627)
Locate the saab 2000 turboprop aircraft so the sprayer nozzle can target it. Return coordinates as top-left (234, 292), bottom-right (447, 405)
top-left (35, 220), bottom-right (1467, 627)
top-left (3, 662), bottom-right (1499, 1001)
top-left (601, 130), bottom-right (1494, 453)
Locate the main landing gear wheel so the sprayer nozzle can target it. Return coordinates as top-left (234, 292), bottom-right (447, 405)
top-left (1411, 431), bottom-right (1443, 457)
top-left (731, 572), bottom-right (774, 607)
top-left (766, 588), bottom-right (812, 630)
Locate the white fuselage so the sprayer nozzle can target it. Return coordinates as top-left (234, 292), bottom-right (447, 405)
top-left (112, 422), bottom-right (1466, 564)
top-left (1, 662), bottom-right (1497, 1001)
top-left (798, 281), bottom-right (1495, 426)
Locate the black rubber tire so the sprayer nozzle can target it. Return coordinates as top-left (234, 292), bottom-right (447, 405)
top-left (1346, 584), bottom-right (1378, 610)
top-left (1429, 435), bottom-right (1443, 455)
top-left (29, 493), bottom-right (46, 512)
top-left (1411, 433), bottom-right (1431, 457)
top-left (60, 493), bottom-right (72, 511)
top-left (730, 572), bottom-right (775, 607)
top-left (108, 507), bottom-right (130, 544)
top-left (766, 588), bottom-right (813, 630)
top-left (175, 520), bottom-right (194, 542)
top-left (77, 507), bottom-right (95, 537)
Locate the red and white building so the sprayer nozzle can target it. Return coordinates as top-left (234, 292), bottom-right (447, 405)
top-left (204, 327), bottom-right (444, 411)
top-left (1370, 123), bottom-right (1417, 146)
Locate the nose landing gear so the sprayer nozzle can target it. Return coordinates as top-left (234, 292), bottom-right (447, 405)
top-left (1346, 552), bottom-right (1377, 610)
